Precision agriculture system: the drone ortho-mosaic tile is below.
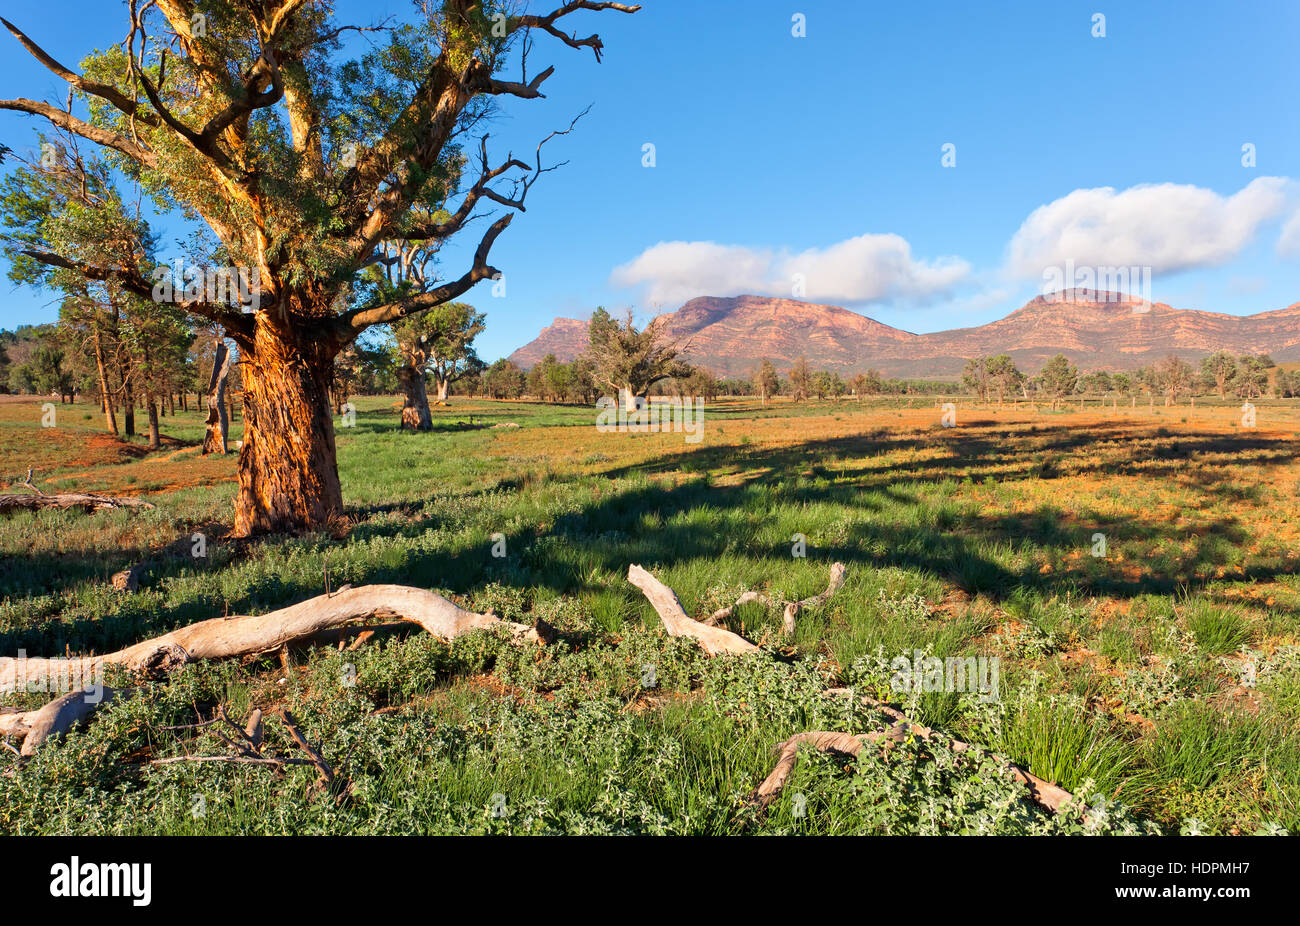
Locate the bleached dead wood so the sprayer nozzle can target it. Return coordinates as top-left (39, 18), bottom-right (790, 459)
top-left (829, 689), bottom-right (1077, 814)
top-left (750, 689), bottom-right (1079, 816)
top-left (1, 584), bottom-right (539, 694)
top-left (627, 564), bottom-right (758, 655)
top-left (0, 686), bottom-right (124, 757)
top-left (201, 339), bottom-right (231, 455)
top-left (706, 562), bottom-right (848, 635)
top-left (623, 565), bottom-right (1077, 817)
top-left (0, 489), bottom-right (154, 515)
top-left (753, 730), bottom-right (877, 806)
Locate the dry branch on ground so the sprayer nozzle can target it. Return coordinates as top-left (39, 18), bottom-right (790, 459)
top-left (626, 563), bottom-right (1078, 817)
top-left (0, 470), bottom-right (154, 516)
top-left (0, 584), bottom-right (542, 755)
top-left (705, 561), bottom-right (848, 634)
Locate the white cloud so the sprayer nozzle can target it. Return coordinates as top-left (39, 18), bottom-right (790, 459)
top-left (608, 241), bottom-right (776, 307)
top-left (610, 234), bottom-right (970, 307)
top-left (1007, 177), bottom-right (1290, 278)
top-left (1279, 207), bottom-right (1300, 258)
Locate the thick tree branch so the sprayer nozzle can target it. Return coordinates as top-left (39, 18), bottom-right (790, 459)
top-left (0, 98), bottom-right (157, 167)
top-left (340, 1), bottom-right (634, 251)
top-left (508, 2), bottom-right (642, 62)
top-left (476, 64), bottom-right (555, 99)
top-left (0, 18), bottom-right (160, 127)
top-left (402, 139), bottom-right (529, 241)
top-left (18, 249), bottom-right (253, 334)
top-left (341, 213), bottom-right (513, 331)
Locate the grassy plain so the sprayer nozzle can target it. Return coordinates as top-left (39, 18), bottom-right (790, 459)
top-left (1, 392), bottom-right (1298, 834)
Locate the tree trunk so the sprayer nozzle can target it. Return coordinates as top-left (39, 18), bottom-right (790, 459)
top-left (202, 340), bottom-right (231, 454)
top-left (435, 377), bottom-right (450, 404)
top-left (619, 387), bottom-right (641, 413)
top-left (398, 363), bottom-right (433, 431)
top-left (233, 317), bottom-right (343, 537)
top-left (92, 323), bottom-right (118, 436)
top-left (146, 396), bottom-right (160, 450)
top-left (123, 378), bottom-right (135, 436)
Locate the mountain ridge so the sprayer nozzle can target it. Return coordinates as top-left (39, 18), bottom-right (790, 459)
top-left (506, 292), bottom-right (1300, 378)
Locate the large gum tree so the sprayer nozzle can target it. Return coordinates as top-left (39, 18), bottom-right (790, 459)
top-left (0, 0), bottom-right (638, 535)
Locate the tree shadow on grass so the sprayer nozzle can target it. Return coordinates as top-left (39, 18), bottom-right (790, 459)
top-left (6, 420), bottom-right (1297, 656)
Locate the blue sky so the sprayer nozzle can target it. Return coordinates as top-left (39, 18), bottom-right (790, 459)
top-left (2, 0), bottom-right (1298, 361)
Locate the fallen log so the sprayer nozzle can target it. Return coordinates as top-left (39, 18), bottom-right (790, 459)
top-left (624, 567), bottom-right (1079, 818)
top-left (753, 730), bottom-right (885, 806)
top-left (751, 690), bottom-right (1079, 817)
top-left (1, 584), bottom-right (541, 701)
top-left (629, 562), bottom-right (848, 651)
top-left (0, 490), bottom-right (154, 515)
top-left (627, 564), bottom-right (758, 655)
top-left (823, 688), bottom-right (1077, 814)
top-left (706, 562), bottom-right (848, 635)
top-left (0, 686), bottom-right (124, 757)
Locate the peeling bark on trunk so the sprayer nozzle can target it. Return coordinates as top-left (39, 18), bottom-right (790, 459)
top-left (398, 363), bottom-right (433, 431)
top-left (232, 316), bottom-right (343, 537)
top-left (202, 340), bottom-right (231, 455)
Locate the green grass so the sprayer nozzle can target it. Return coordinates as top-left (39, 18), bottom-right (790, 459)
top-left (1, 395), bottom-right (1299, 834)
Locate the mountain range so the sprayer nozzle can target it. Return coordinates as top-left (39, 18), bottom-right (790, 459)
top-left (506, 291), bottom-right (1300, 379)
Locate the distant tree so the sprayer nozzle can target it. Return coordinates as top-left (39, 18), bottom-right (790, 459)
top-left (754, 358), bottom-right (780, 405)
top-left (986, 354), bottom-right (1023, 408)
top-left (961, 356), bottom-right (991, 402)
top-left (685, 367), bottom-right (719, 400)
top-left (829, 372), bottom-right (847, 401)
top-left (1156, 354), bottom-right (1194, 405)
top-left (484, 359), bottom-right (526, 399)
top-left (526, 354), bottom-right (559, 401)
top-left (426, 303), bottom-right (486, 405)
top-left (1079, 371), bottom-right (1113, 395)
top-left (542, 356), bottom-right (571, 403)
top-left (586, 307), bottom-right (692, 411)
top-left (1037, 354), bottom-right (1078, 409)
top-left (367, 245), bottom-right (486, 426)
top-left (788, 356), bottom-right (812, 402)
top-left (1200, 351), bottom-right (1237, 398)
top-left (851, 368), bottom-right (883, 400)
top-left (811, 369), bottom-right (833, 400)
top-left (30, 341), bottom-right (75, 402)
top-left (1234, 354), bottom-right (1273, 399)
top-left (390, 315), bottom-right (437, 430)
top-left (567, 355), bottom-right (599, 403)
